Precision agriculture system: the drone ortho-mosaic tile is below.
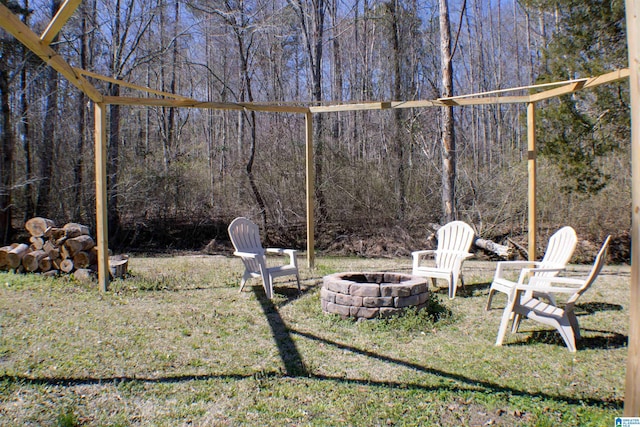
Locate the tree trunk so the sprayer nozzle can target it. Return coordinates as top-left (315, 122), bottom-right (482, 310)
top-left (37, 0), bottom-right (62, 216)
top-left (0, 68), bottom-right (13, 244)
top-left (389, 0), bottom-right (406, 221)
top-left (439, 0), bottom-right (456, 223)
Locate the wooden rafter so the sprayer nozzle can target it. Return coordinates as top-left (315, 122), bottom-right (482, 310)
top-left (75, 68), bottom-right (193, 101)
top-left (530, 68), bottom-right (630, 102)
top-left (41, 0), bottom-right (82, 45)
top-left (0, 3), bottom-right (103, 102)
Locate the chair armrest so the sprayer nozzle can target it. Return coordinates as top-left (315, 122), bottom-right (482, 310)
top-left (412, 250), bottom-right (436, 259)
top-left (233, 251), bottom-right (260, 259)
top-left (494, 260), bottom-right (540, 277)
top-left (515, 265), bottom-right (565, 283)
top-left (412, 250), bottom-right (436, 268)
top-left (266, 248), bottom-right (298, 267)
top-left (515, 276), bottom-right (584, 294)
top-left (266, 248), bottom-right (298, 256)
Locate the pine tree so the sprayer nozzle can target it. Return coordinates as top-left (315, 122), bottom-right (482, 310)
top-left (532, 0), bottom-right (629, 194)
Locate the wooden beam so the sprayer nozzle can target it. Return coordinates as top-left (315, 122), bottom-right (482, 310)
top-left (436, 95), bottom-right (530, 106)
top-left (309, 102), bottom-right (392, 113)
top-left (625, 0), bottom-right (640, 416)
top-left (103, 96), bottom-right (245, 110)
top-left (75, 68), bottom-right (192, 100)
top-left (94, 103), bottom-right (109, 292)
top-left (441, 78), bottom-right (588, 100)
top-left (41, 0), bottom-right (82, 45)
top-left (238, 103), bottom-right (310, 114)
top-left (529, 68), bottom-right (630, 102)
top-left (0, 3), bottom-right (103, 102)
top-left (102, 96), bottom-right (310, 113)
top-left (527, 102), bottom-right (537, 262)
top-left (305, 112), bottom-right (315, 269)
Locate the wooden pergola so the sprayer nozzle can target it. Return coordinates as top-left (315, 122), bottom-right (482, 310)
top-left (1, 0), bottom-right (639, 414)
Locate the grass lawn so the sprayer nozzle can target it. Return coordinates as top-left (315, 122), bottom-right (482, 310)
top-left (0, 254), bottom-right (629, 426)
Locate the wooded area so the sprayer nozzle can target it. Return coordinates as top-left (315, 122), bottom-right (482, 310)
top-left (0, 0), bottom-right (631, 258)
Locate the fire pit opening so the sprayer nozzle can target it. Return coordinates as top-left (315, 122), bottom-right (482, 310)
top-left (321, 272), bottom-right (429, 320)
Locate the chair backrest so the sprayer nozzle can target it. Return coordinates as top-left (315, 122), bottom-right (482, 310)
top-left (567, 235), bottom-right (611, 304)
top-left (538, 226), bottom-right (578, 276)
top-left (435, 221), bottom-right (475, 270)
top-left (228, 217), bottom-right (265, 273)
top-left (436, 221), bottom-right (475, 253)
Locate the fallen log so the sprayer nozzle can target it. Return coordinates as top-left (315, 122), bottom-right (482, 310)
top-left (426, 223), bottom-right (513, 259)
top-left (473, 238), bottom-right (512, 258)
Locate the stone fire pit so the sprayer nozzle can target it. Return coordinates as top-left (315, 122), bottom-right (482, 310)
top-left (321, 272), bottom-right (429, 320)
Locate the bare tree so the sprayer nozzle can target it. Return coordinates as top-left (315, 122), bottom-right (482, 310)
top-left (289, 0), bottom-right (328, 220)
top-left (439, 0), bottom-right (456, 222)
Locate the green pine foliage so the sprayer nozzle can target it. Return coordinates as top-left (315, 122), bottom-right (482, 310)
top-left (533, 0), bottom-right (629, 194)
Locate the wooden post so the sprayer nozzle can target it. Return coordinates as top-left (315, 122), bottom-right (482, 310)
top-left (527, 102), bottom-right (537, 262)
top-left (305, 112), bottom-right (315, 269)
top-left (625, 0), bottom-right (640, 416)
top-left (94, 103), bottom-right (109, 292)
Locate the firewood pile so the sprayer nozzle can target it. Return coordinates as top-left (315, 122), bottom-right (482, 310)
top-left (0, 217), bottom-right (128, 280)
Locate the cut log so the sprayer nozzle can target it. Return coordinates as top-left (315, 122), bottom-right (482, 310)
top-left (22, 250), bottom-right (47, 272)
top-left (29, 236), bottom-right (44, 250)
top-left (43, 240), bottom-right (60, 260)
top-left (60, 259), bottom-right (74, 273)
top-left (65, 235), bottom-right (95, 257)
top-left (45, 227), bottom-right (66, 241)
top-left (73, 268), bottom-right (96, 283)
top-left (25, 217), bottom-right (55, 237)
top-left (0, 243), bottom-right (19, 268)
top-left (109, 254), bottom-right (129, 279)
top-left (38, 256), bottom-right (52, 272)
top-left (7, 244), bottom-right (31, 269)
top-left (60, 244), bottom-right (71, 260)
top-left (473, 238), bottom-right (512, 258)
top-left (63, 222), bottom-right (90, 238)
top-left (43, 269), bottom-right (59, 278)
top-left (73, 250), bottom-right (96, 269)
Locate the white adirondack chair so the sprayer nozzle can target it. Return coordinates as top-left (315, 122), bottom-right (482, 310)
top-left (494, 236), bottom-right (610, 352)
top-left (411, 221), bottom-right (475, 299)
top-left (228, 217), bottom-right (300, 299)
top-left (485, 226), bottom-right (577, 310)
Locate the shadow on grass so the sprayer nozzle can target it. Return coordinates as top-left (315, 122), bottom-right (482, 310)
top-left (0, 280), bottom-right (623, 413)
top-left (576, 302), bottom-right (624, 314)
top-left (503, 328), bottom-right (628, 351)
top-left (2, 325), bottom-right (623, 411)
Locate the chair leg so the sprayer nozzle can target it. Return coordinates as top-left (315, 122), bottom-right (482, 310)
top-left (495, 293), bottom-right (519, 346)
top-left (263, 275), bottom-right (273, 299)
top-left (495, 304), bottom-right (513, 346)
top-left (511, 313), bottom-right (522, 333)
top-left (567, 312), bottom-right (581, 341)
top-left (295, 274), bottom-right (301, 294)
top-left (556, 319), bottom-right (577, 352)
top-left (486, 288), bottom-right (495, 311)
top-left (240, 271), bottom-right (251, 292)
